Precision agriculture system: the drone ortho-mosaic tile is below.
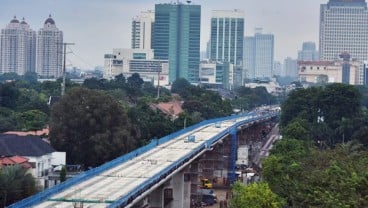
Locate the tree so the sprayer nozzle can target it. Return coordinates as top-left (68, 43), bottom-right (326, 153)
top-left (0, 107), bottom-right (17, 132)
top-left (0, 165), bottom-right (37, 206)
top-left (50, 87), bottom-right (140, 167)
top-left (230, 182), bottom-right (284, 208)
top-left (60, 166), bottom-right (67, 182)
top-left (127, 73), bottom-right (144, 89)
top-left (16, 110), bottom-right (48, 131)
top-left (0, 82), bottom-right (20, 109)
top-left (171, 78), bottom-right (191, 95)
top-left (22, 71), bottom-right (38, 83)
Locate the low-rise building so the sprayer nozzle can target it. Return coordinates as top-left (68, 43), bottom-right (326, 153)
top-left (0, 134), bottom-right (66, 189)
top-left (298, 59), bottom-right (362, 85)
top-left (199, 61), bottom-right (240, 90)
top-left (103, 48), bottom-right (169, 86)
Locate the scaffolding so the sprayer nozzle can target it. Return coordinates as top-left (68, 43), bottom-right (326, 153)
top-left (228, 128), bottom-right (238, 184)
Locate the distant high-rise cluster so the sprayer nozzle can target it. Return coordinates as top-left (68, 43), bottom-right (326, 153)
top-left (319, 0), bottom-right (368, 61)
top-left (244, 28), bottom-right (274, 80)
top-left (0, 15), bottom-right (63, 78)
top-left (298, 42), bottom-right (319, 61)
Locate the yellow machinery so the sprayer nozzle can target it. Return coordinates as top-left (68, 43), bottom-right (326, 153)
top-left (200, 178), bottom-right (213, 189)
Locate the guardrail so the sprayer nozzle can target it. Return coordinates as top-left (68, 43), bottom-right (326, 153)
top-left (9, 111), bottom-right (278, 208)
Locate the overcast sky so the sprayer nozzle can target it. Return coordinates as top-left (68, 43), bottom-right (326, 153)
top-left (0, 0), bottom-right (326, 69)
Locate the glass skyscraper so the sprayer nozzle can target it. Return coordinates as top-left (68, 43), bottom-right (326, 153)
top-left (153, 3), bottom-right (201, 84)
top-left (319, 0), bottom-right (368, 61)
top-left (210, 10), bottom-right (244, 67)
top-left (298, 42), bottom-right (319, 61)
top-left (210, 10), bottom-right (244, 87)
top-left (244, 28), bottom-right (274, 80)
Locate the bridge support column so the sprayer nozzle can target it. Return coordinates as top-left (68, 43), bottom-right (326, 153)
top-left (148, 187), bottom-right (163, 207)
top-left (228, 127), bottom-right (238, 184)
top-left (166, 170), bottom-right (190, 208)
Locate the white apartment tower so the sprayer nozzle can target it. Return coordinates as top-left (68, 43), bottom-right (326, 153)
top-left (319, 0), bottom-right (368, 61)
top-left (131, 10), bottom-right (154, 50)
top-left (244, 28), bottom-right (274, 80)
top-left (37, 15), bottom-right (63, 78)
top-left (0, 17), bottom-right (36, 75)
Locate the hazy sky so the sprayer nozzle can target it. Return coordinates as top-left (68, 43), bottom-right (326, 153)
top-left (0, 0), bottom-right (326, 69)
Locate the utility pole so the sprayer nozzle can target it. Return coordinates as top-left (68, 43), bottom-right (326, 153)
top-left (61, 42), bottom-right (75, 96)
top-left (157, 71), bottom-right (161, 99)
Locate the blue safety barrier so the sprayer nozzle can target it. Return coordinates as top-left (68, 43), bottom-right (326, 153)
top-left (9, 111), bottom-right (278, 208)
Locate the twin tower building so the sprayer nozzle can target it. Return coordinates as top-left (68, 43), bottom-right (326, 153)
top-left (0, 15), bottom-right (63, 78)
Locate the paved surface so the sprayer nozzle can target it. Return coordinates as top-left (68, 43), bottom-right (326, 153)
top-left (208, 189), bottom-right (230, 208)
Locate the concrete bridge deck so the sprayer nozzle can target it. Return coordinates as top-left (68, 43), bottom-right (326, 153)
top-left (10, 110), bottom-right (278, 208)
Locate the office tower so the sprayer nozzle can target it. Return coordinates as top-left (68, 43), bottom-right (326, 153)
top-left (37, 15), bottom-right (63, 78)
top-left (0, 16), bottom-right (36, 75)
top-left (319, 0), bottom-right (368, 61)
top-left (244, 28), bottom-right (274, 80)
top-left (210, 10), bottom-right (244, 65)
top-left (298, 42), bottom-right (319, 61)
top-left (283, 57), bottom-right (298, 78)
top-left (131, 10), bottom-right (155, 50)
top-left (210, 10), bottom-right (244, 87)
top-left (153, 2), bottom-right (201, 83)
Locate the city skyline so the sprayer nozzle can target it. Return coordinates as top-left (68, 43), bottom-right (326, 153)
top-left (0, 0), bottom-right (326, 70)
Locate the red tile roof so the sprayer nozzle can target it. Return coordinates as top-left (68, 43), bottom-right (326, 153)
top-left (152, 101), bottom-right (183, 118)
top-left (0, 155), bottom-right (32, 169)
top-left (3, 127), bottom-right (49, 137)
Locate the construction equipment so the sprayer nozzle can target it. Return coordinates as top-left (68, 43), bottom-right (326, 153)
top-left (200, 178), bottom-right (213, 189)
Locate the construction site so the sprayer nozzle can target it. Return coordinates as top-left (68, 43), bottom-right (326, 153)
top-left (184, 119), bottom-right (279, 207)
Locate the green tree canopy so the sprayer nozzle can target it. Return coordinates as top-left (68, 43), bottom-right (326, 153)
top-left (281, 83), bottom-right (363, 146)
top-left (263, 139), bottom-right (368, 207)
top-left (50, 87), bottom-right (140, 167)
top-left (230, 182), bottom-right (284, 208)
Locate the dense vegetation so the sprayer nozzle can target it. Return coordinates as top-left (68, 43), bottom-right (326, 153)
top-left (0, 72), bottom-right (276, 168)
top-left (252, 83), bottom-right (368, 207)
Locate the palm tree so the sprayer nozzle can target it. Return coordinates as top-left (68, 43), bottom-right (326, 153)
top-left (0, 165), bottom-right (37, 206)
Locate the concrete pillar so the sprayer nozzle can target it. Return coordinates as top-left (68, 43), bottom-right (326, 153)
top-left (148, 186), bottom-right (163, 207)
top-left (183, 173), bottom-right (191, 208)
top-left (169, 171), bottom-right (184, 208)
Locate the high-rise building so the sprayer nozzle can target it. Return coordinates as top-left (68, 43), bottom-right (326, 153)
top-left (209, 10), bottom-right (244, 87)
top-left (298, 42), bottom-right (319, 61)
top-left (319, 0), bottom-right (368, 61)
top-left (36, 15), bottom-right (63, 78)
top-left (210, 10), bottom-right (244, 66)
top-left (244, 28), bottom-right (274, 80)
top-left (153, 2), bottom-right (201, 83)
top-left (283, 57), bottom-right (298, 78)
top-left (131, 10), bottom-right (155, 50)
top-left (0, 16), bottom-right (36, 75)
